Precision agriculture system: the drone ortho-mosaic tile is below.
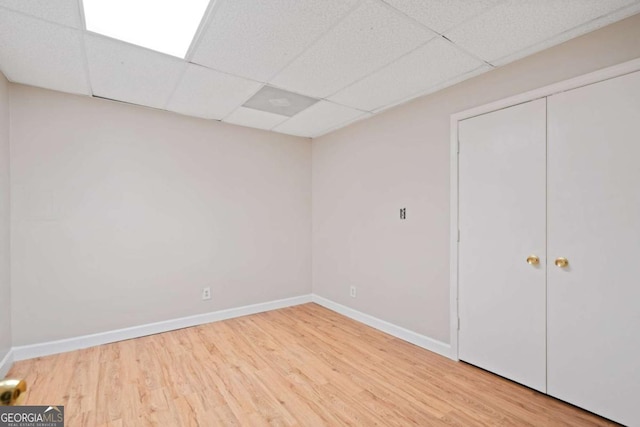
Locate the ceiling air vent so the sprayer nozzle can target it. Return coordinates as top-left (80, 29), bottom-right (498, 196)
top-left (242, 86), bottom-right (319, 117)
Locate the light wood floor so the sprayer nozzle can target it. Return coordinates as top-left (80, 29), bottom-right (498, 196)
top-left (8, 303), bottom-right (617, 426)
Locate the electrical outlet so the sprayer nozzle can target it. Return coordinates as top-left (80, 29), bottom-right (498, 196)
top-left (350, 286), bottom-right (357, 298)
top-left (202, 287), bottom-right (211, 301)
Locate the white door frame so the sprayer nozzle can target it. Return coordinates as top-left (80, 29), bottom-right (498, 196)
top-left (449, 57), bottom-right (640, 360)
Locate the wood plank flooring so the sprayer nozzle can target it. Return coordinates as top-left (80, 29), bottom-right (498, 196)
top-left (7, 303), bottom-right (617, 426)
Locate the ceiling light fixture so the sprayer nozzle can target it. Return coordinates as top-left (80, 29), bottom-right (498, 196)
top-left (82, 0), bottom-right (210, 58)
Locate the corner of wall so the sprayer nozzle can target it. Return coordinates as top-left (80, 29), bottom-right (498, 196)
top-left (0, 349), bottom-right (13, 378)
top-left (0, 72), bottom-right (12, 374)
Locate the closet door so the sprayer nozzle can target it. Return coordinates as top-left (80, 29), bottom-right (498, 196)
top-left (547, 71), bottom-right (640, 426)
top-left (458, 99), bottom-right (547, 392)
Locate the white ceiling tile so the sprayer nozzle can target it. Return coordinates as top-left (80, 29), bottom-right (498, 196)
top-left (490, 2), bottom-right (640, 66)
top-left (166, 64), bottom-right (262, 120)
top-left (0, 10), bottom-right (89, 95)
top-left (223, 107), bottom-right (288, 130)
top-left (371, 64), bottom-right (491, 115)
top-left (270, 0), bottom-right (436, 98)
top-left (85, 34), bottom-right (187, 109)
top-left (382, 0), bottom-right (502, 33)
top-left (445, 0), bottom-right (640, 63)
top-left (2, 0), bottom-right (637, 137)
top-left (0, 0), bottom-right (82, 28)
top-left (191, 0), bottom-right (359, 82)
top-left (312, 112), bottom-right (373, 138)
top-left (329, 38), bottom-right (486, 112)
top-left (273, 101), bottom-right (367, 138)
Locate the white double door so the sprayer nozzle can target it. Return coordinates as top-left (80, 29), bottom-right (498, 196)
top-left (458, 70), bottom-right (640, 426)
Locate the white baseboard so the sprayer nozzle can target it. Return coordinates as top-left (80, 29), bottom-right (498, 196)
top-left (0, 349), bottom-right (14, 378)
top-left (10, 294), bottom-right (452, 363)
top-left (311, 294), bottom-right (453, 359)
top-left (12, 295), bottom-right (312, 361)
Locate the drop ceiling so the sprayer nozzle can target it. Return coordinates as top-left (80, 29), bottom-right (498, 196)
top-left (1, 0), bottom-right (639, 138)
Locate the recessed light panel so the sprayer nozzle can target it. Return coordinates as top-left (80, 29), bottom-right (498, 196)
top-left (242, 86), bottom-right (319, 117)
top-left (82, 0), bottom-right (210, 58)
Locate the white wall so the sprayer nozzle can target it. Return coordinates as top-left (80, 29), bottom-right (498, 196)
top-left (0, 72), bottom-right (11, 361)
top-left (10, 85), bottom-right (311, 346)
top-left (312, 13), bottom-right (640, 343)
top-left (5, 12), bottom-right (640, 353)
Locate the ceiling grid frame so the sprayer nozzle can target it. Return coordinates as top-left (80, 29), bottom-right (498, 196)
top-left (216, 0), bottom-right (366, 126)
top-left (0, 0), bottom-right (638, 137)
top-left (75, 0), bottom-right (94, 98)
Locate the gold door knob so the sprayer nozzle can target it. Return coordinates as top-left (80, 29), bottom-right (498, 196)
top-left (526, 255), bottom-right (540, 266)
top-left (555, 257), bottom-right (569, 268)
top-left (0, 379), bottom-right (27, 406)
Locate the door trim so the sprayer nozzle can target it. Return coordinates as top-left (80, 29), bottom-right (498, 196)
top-left (449, 57), bottom-right (640, 360)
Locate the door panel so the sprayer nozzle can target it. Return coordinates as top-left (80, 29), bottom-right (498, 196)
top-left (458, 99), bottom-right (547, 392)
top-left (547, 71), bottom-right (640, 427)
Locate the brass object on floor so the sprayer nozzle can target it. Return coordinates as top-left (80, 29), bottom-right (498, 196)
top-left (0, 379), bottom-right (27, 406)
